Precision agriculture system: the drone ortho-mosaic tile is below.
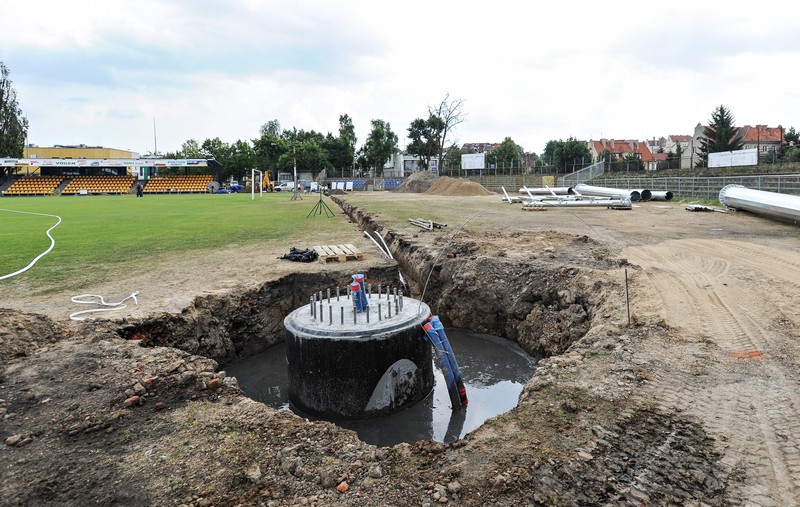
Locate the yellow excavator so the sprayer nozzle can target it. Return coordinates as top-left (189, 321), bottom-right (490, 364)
top-left (261, 172), bottom-right (275, 192)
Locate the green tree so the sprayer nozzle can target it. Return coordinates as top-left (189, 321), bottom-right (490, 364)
top-left (227, 140), bottom-right (256, 182)
top-left (542, 137), bottom-right (591, 172)
top-left (324, 114), bottom-right (357, 177)
top-left (0, 61), bottom-right (29, 177)
top-left (406, 116), bottom-right (444, 171)
top-left (443, 145), bottom-right (464, 176)
top-left (785, 126), bottom-right (799, 146)
top-left (201, 137), bottom-right (233, 181)
top-left (362, 119), bottom-right (397, 177)
top-left (486, 137), bottom-right (524, 174)
top-left (276, 128), bottom-right (329, 175)
top-left (620, 153), bottom-right (644, 172)
top-left (253, 120), bottom-right (286, 179)
top-left (698, 105), bottom-right (743, 165)
top-left (165, 139), bottom-right (204, 159)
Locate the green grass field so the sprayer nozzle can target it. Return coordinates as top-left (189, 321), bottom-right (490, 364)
top-left (0, 192), bottom-right (347, 291)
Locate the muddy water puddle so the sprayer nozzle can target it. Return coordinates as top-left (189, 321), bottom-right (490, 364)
top-left (226, 328), bottom-right (537, 447)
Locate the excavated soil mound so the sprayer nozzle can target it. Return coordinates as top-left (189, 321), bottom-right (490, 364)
top-left (395, 171), bottom-right (438, 193)
top-left (425, 176), bottom-right (493, 196)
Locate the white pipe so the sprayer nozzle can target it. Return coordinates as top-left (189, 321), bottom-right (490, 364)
top-left (374, 230), bottom-right (408, 290)
top-left (719, 184), bottom-right (800, 223)
top-left (526, 198), bottom-right (632, 208)
top-left (574, 183), bottom-right (641, 202)
top-left (363, 231), bottom-right (390, 258)
top-left (519, 186), bottom-right (574, 195)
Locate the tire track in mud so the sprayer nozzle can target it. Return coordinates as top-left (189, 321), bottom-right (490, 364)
top-left (624, 238), bottom-right (800, 506)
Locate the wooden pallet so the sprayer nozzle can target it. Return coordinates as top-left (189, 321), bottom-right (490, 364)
top-left (313, 244), bottom-right (364, 262)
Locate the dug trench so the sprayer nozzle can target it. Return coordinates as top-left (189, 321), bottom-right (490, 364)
top-left (0, 196), bottom-right (730, 506)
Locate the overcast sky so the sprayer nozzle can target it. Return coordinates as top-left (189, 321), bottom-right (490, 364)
top-left (2, 0), bottom-right (799, 157)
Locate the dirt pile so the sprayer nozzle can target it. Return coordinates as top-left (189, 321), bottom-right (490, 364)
top-left (394, 171), bottom-right (438, 193)
top-left (425, 176), bottom-right (492, 196)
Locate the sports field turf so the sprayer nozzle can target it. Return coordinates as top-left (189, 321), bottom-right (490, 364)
top-left (0, 192), bottom-right (345, 290)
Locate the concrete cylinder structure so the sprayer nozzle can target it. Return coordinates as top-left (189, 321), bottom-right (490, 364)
top-left (284, 289), bottom-right (433, 420)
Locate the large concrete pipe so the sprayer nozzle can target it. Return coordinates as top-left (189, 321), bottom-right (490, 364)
top-left (574, 183), bottom-right (641, 202)
top-left (719, 184), bottom-right (800, 224)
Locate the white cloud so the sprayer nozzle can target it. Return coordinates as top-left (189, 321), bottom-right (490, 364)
top-left (2, 0), bottom-right (799, 156)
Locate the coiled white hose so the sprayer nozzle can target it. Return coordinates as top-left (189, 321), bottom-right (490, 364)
top-left (69, 292), bottom-right (139, 321)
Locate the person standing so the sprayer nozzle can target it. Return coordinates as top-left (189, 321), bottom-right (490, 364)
top-left (136, 183), bottom-right (143, 197)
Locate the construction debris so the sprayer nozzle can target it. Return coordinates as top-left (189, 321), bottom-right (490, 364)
top-left (685, 204), bottom-right (726, 213)
top-left (312, 244), bottom-right (364, 262)
top-left (409, 218), bottom-right (447, 230)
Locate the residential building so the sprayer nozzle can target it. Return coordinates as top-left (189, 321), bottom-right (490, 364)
top-left (461, 142), bottom-right (500, 154)
top-left (588, 139), bottom-right (657, 170)
top-left (738, 125), bottom-right (784, 163)
top-left (382, 151), bottom-right (437, 178)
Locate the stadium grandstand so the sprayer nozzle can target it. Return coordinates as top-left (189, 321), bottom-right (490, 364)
top-left (1, 146), bottom-right (220, 196)
top-left (143, 174), bottom-right (214, 194)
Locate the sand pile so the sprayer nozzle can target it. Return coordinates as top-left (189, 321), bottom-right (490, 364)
top-left (395, 172), bottom-right (493, 196)
top-left (395, 171), bottom-right (438, 193)
top-left (425, 176), bottom-right (493, 196)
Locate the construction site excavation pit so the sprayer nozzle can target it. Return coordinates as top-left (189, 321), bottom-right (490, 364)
top-left (227, 275), bottom-right (538, 447)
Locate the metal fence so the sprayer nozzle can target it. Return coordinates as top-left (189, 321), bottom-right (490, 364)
top-left (558, 161), bottom-right (605, 187)
top-left (590, 174), bottom-right (800, 201)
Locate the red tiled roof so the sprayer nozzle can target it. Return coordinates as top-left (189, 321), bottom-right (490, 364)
top-left (593, 139), bottom-right (655, 161)
top-left (738, 125), bottom-right (783, 143)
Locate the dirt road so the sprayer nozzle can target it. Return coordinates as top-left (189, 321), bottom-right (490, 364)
top-left (624, 237), bottom-right (800, 505)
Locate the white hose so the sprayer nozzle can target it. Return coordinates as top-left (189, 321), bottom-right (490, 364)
top-left (69, 292), bottom-right (139, 321)
top-left (363, 230), bottom-right (390, 259)
top-left (0, 209), bottom-right (62, 281)
top-left (372, 230), bottom-right (407, 291)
